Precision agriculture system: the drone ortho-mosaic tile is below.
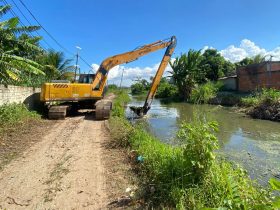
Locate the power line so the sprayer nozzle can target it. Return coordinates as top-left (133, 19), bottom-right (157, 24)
top-left (17, 0), bottom-right (93, 69)
top-left (2, 0), bottom-right (93, 69)
top-left (2, 0), bottom-right (48, 50)
top-left (18, 0), bottom-right (72, 54)
top-left (8, 0), bottom-right (53, 49)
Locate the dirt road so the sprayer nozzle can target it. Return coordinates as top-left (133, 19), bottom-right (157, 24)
top-left (0, 113), bottom-right (126, 209)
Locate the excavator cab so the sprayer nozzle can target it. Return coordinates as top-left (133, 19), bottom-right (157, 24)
top-left (78, 74), bottom-right (95, 84)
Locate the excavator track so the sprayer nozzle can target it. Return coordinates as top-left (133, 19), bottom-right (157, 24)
top-left (48, 105), bottom-right (68, 120)
top-left (95, 100), bottom-right (112, 120)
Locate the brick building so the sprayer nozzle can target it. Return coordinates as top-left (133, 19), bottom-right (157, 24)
top-left (237, 61), bottom-right (280, 92)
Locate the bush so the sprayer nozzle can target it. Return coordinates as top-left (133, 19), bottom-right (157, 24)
top-left (111, 90), bottom-right (130, 118)
top-left (241, 88), bottom-right (280, 107)
top-left (189, 81), bottom-right (222, 104)
top-left (0, 103), bottom-right (39, 132)
top-left (109, 90), bottom-right (278, 209)
top-left (107, 84), bottom-right (118, 92)
top-left (109, 116), bottom-right (133, 147)
top-left (155, 80), bottom-right (178, 98)
top-left (131, 82), bottom-right (146, 95)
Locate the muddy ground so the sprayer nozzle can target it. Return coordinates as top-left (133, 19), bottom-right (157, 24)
top-left (0, 112), bottom-right (135, 209)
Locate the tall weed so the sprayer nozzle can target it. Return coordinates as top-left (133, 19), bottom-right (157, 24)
top-left (241, 88), bottom-right (280, 107)
top-left (190, 81), bottom-right (222, 104)
top-left (109, 90), bottom-right (278, 209)
top-left (0, 103), bottom-right (39, 130)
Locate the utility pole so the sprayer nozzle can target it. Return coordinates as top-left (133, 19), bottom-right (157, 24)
top-left (119, 67), bottom-right (125, 88)
top-left (74, 46), bottom-right (82, 82)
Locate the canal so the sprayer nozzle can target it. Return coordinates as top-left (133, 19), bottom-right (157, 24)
top-left (127, 96), bottom-right (280, 185)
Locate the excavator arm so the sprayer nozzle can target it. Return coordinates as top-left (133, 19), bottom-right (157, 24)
top-left (93, 36), bottom-right (177, 116)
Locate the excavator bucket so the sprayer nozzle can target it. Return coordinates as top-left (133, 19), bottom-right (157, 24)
top-left (129, 106), bottom-right (150, 117)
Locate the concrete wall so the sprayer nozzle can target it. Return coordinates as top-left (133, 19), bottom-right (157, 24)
top-left (219, 76), bottom-right (237, 91)
top-left (0, 85), bottom-right (41, 109)
top-left (237, 61), bottom-right (280, 92)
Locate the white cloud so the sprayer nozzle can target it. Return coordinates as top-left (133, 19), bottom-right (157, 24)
top-left (201, 46), bottom-right (214, 54)
top-left (219, 39), bottom-right (280, 62)
top-left (91, 62), bottom-right (173, 87)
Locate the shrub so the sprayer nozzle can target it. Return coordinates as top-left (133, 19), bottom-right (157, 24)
top-left (131, 82), bottom-right (145, 95)
top-left (155, 80), bottom-right (178, 98)
top-left (0, 103), bottom-right (39, 129)
top-left (241, 88), bottom-right (280, 107)
top-left (111, 90), bottom-right (130, 118)
top-left (189, 81), bottom-right (222, 104)
top-left (109, 116), bottom-right (133, 147)
top-left (109, 90), bottom-right (278, 209)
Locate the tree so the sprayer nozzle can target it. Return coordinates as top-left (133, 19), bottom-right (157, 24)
top-left (37, 50), bottom-right (74, 81)
top-left (169, 50), bottom-right (203, 99)
top-left (252, 54), bottom-right (265, 63)
top-left (0, 4), bottom-right (44, 84)
top-left (155, 77), bottom-right (178, 98)
top-left (235, 54), bottom-right (266, 68)
top-left (200, 49), bottom-right (235, 81)
top-left (131, 82), bottom-right (145, 95)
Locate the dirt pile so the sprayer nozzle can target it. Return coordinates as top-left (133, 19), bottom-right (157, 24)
top-left (249, 100), bottom-right (280, 121)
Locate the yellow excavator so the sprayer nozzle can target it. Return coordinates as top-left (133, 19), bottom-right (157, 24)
top-left (40, 36), bottom-right (177, 119)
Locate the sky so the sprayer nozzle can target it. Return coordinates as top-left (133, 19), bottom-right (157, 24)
top-left (2, 0), bottom-right (280, 86)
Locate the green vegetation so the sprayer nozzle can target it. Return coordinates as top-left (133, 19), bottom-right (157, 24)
top-left (0, 5), bottom-right (44, 84)
top-left (200, 49), bottom-right (235, 80)
top-left (169, 50), bottom-right (203, 99)
top-left (109, 91), bottom-right (280, 209)
top-left (241, 88), bottom-right (280, 121)
top-left (110, 89), bottom-right (130, 118)
top-left (189, 81), bottom-right (222, 104)
top-left (129, 48), bottom-right (270, 104)
top-left (236, 54), bottom-right (266, 68)
top-left (131, 78), bottom-right (150, 95)
top-left (168, 49), bottom-right (235, 100)
top-left (0, 103), bottom-right (39, 132)
top-left (0, 4), bottom-right (75, 87)
top-left (241, 88), bottom-right (280, 107)
top-left (155, 77), bottom-right (178, 98)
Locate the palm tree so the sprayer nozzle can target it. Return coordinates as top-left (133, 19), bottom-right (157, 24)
top-left (236, 54), bottom-right (266, 68)
top-left (169, 50), bottom-right (202, 99)
top-left (38, 50), bottom-right (75, 81)
top-left (252, 54), bottom-right (265, 64)
top-left (0, 4), bottom-right (44, 84)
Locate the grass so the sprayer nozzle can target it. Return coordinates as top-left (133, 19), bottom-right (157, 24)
top-left (0, 103), bottom-right (40, 133)
top-left (240, 88), bottom-right (280, 121)
top-left (109, 90), bottom-right (280, 209)
top-left (189, 81), bottom-right (222, 104)
top-left (44, 155), bottom-right (71, 202)
top-left (241, 88), bottom-right (280, 107)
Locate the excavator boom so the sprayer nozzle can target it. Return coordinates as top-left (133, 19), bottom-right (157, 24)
top-left (93, 36), bottom-right (177, 116)
top-left (92, 36), bottom-right (176, 93)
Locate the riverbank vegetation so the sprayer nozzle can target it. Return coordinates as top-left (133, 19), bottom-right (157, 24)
top-left (241, 88), bottom-right (280, 121)
top-left (0, 4), bottom-right (75, 87)
top-left (109, 91), bottom-right (280, 209)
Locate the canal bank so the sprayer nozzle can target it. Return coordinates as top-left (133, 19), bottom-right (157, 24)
top-left (127, 96), bottom-right (280, 186)
top-left (109, 90), bottom-right (280, 209)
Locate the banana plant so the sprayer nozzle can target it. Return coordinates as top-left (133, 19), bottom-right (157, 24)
top-left (0, 4), bottom-right (44, 84)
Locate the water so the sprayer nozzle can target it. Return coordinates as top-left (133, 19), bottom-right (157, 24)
top-left (127, 96), bottom-right (280, 185)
